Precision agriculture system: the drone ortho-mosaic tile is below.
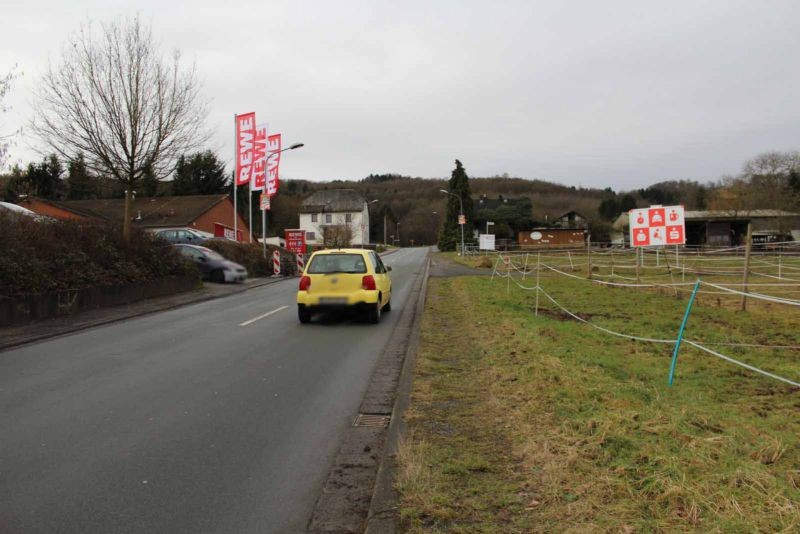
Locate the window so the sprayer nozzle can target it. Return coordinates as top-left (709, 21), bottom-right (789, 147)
top-left (306, 231), bottom-right (315, 241)
top-left (307, 253), bottom-right (367, 274)
top-left (345, 213), bottom-right (352, 223)
top-left (311, 213), bottom-right (318, 223)
top-left (368, 252), bottom-right (385, 273)
top-left (325, 214), bottom-right (332, 224)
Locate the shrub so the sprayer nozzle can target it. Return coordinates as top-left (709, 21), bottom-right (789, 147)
top-left (0, 213), bottom-right (198, 297)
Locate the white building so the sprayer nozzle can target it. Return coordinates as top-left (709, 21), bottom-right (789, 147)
top-left (298, 189), bottom-right (370, 247)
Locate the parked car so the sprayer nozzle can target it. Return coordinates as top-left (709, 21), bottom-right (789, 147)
top-left (173, 244), bottom-right (247, 283)
top-left (152, 228), bottom-right (210, 245)
top-left (296, 248), bottom-right (392, 324)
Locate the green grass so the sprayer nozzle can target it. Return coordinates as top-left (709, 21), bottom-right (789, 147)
top-left (397, 257), bottom-right (800, 532)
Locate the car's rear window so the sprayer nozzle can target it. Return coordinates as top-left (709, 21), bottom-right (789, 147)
top-left (307, 253), bottom-right (367, 274)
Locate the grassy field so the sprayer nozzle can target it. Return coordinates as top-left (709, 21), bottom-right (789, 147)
top-left (397, 254), bottom-right (800, 532)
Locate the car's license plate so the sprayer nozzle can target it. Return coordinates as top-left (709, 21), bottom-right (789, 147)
top-left (319, 297), bottom-right (348, 305)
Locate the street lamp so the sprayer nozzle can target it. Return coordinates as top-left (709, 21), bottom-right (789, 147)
top-left (440, 189), bottom-right (465, 256)
top-left (260, 142), bottom-right (305, 258)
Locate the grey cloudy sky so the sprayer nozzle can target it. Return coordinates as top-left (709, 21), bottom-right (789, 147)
top-left (3, 0), bottom-right (800, 189)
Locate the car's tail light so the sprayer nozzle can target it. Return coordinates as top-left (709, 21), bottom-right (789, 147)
top-left (362, 275), bottom-right (377, 290)
top-left (299, 276), bottom-right (311, 291)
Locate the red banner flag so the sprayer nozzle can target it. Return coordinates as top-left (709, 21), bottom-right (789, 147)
top-left (235, 112), bottom-right (256, 186)
top-left (266, 133), bottom-right (281, 196)
top-left (251, 123), bottom-right (268, 191)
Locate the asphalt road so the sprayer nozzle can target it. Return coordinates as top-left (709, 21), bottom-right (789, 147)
top-left (0, 247), bottom-right (429, 534)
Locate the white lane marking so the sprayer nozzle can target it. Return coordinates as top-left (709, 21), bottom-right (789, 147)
top-left (239, 305), bottom-right (289, 326)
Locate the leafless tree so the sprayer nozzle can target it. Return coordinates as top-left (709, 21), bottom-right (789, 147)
top-left (0, 66), bottom-right (21, 170)
top-left (31, 16), bottom-right (209, 239)
top-left (323, 215), bottom-right (354, 247)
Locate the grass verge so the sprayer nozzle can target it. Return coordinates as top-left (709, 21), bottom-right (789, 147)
top-left (398, 266), bottom-right (800, 532)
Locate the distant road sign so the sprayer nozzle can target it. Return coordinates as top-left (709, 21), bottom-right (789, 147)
top-left (458, 214), bottom-right (466, 225)
top-left (260, 193), bottom-right (270, 211)
top-left (629, 205), bottom-right (685, 247)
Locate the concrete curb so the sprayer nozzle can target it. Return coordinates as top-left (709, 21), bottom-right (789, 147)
top-left (0, 276), bottom-right (290, 353)
top-left (307, 250), bottom-right (431, 533)
top-left (364, 255), bottom-right (430, 533)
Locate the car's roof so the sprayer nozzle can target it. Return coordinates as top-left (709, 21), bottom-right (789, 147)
top-left (312, 248), bottom-right (371, 255)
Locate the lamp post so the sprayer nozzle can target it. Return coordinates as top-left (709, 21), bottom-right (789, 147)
top-left (396, 221), bottom-right (401, 247)
top-left (261, 142), bottom-right (304, 258)
top-left (440, 189), bottom-right (465, 256)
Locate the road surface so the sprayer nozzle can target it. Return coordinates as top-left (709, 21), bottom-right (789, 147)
top-left (0, 247), bottom-right (429, 534)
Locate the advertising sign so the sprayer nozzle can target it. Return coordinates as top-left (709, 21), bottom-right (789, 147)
top-left (629, 205), bottom-right (685, 247)
top-left (458, 214), bottom-right (466, 225)
top-left (285, 229), bottom-right (305, 254)
top-left (266, 133), bottom-right (282, 196)
top-left (251, 123), bottom-right (268, 191)
top-left (479, 234), bottom-right (495, 250)
top-left (214, 222), bottom-right (242, 242)
top-left (260, 193), bottom-right (271, 211)
top-left (235, 112), bottom-right (256, 186)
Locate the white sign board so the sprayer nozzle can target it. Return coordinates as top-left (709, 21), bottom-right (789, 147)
top-left (479, 234), bottom-right (495, 250)
top-left (629, 205), bottom-right (686, 247)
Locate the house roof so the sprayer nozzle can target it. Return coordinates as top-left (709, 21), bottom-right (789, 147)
top-left (30, 195), bottom-right (229, 227)
top-left (556, 210), bottom-right (587, 220)
top-left (300, 189), bottom-right (366, 213)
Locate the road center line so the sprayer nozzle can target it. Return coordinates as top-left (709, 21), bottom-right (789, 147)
top-left (239, 305), bottom-right (289, 326)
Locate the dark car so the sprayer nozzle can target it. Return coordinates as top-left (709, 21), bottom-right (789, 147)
top-left (153, 228), bottom-right (209, 245)
top-left (173, 244), bottom-right (248, 283)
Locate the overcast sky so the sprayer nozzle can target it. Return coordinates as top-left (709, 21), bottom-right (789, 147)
top-left (3, 0), bottom-right (800, 189)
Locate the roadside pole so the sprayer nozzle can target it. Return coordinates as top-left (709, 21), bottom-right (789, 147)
top-left (635, 247), bottom-right (641, 284)
top-left (233, 113), bottom-right (238, 241)
top-left (668, 280), bottom-right (701, 386)
top-left (740, 223), bottom-right (753, 311)
top-left (522, 253), bottom-right (529, 280)
top-left (568, 250), bottom-right (574, 271)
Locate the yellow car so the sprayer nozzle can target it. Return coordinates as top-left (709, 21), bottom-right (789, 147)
top-left (297, 248), bottom-right (392, 324)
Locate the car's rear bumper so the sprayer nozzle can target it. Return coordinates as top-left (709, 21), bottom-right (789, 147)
top-left (297, 289), bottom-right (379, 307)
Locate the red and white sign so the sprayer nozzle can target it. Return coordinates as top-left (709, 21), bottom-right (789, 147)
top-left (266, 133), bottom-right (281, 196)
top-left (214, 222), bottom-right (242, 242)
top-left (458, 214), bottom-right (466, 225)
top-left (285, 229), bottom-right (305, 254)
top-left (251, 123), bottom-right (268, 191)
top-left (272, 250), bottom-right (281, 276)
top-left (260, 193), bottom-right (271, 211)
top-left (296, 253), bottom-right (305, 275)
top-left (629, 205), bottom-right (685, 247)
top-left (235, 112), bottom-right (256, 186)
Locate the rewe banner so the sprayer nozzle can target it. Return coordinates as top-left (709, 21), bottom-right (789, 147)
top-left (235, 112), bottom-right (256, 186)
top-left (266, 133), bottom-right (281, 196)
top-left (251, 123), bottom-right (268, 192)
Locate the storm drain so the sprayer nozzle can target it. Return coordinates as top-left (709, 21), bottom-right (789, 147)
top-left (353, 413), bottom-right (391, 428)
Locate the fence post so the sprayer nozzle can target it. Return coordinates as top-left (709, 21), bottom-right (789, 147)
top-left (491, 255), bottom-right (500, 281)
top-left (610, 249), bottom-right (615, 277)
top-left (635, 247), bottom-right (641, 284)
top-left (668, 279), bottom-right (701, 386)
top-left (522, 252), bottom-right (530, 280)
top-left (586, 235), bottom-right (592, 280)
top-left (656, 248), bottom-right (660, 267)
top-left (506, 254), bottom-right (511, 296)
top-left (568, 250), bottom-right (575, 272)
top-left (663, 246), bottom-right (678, 296)
top-left (535, 252), bottom-right (541, 316)
top-left (778, 253), bottom-right (783, 279)
top-left (740, 223), bottom-right (753, 311)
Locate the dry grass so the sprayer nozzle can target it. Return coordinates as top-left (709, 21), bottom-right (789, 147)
top-left (397, 258), bottom-right (800, 532)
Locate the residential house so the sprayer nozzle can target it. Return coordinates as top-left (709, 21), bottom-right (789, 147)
top-left (298, 189), bottom-right (370, 247)
top-left (20, 195), bottom-right (251, 241)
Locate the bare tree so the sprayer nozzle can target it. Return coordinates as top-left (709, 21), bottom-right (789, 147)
top-left (0, 66), bottom-right (21, 170)
top-left (31, 16), bottom-right (208, 239)
top-left (323, 215), bottom-right (354, 247)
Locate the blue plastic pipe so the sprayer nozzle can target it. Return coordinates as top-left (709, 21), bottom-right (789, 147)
top-left (668, 280), bottom-right (701, 386)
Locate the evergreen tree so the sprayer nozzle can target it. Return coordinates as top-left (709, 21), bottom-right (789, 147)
top-left (619, 194), bottom-right (637, 213)
top-left (140, 164), bottom-right (159, 196)
top-left (437, 159), bottom-right (474, 251)
top-left (26, 154), bottom-right (64, 199)
top-left (172, 151), bottom-right (228, 195)
top-left (66, 153), bottom-right (98, 200)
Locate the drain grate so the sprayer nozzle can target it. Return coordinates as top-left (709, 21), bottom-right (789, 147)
top-left (353, 413), bottom-right (391, 428)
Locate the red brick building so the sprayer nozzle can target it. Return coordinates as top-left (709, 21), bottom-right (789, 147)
top-left (20, 195), bottom-right (251, 241)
